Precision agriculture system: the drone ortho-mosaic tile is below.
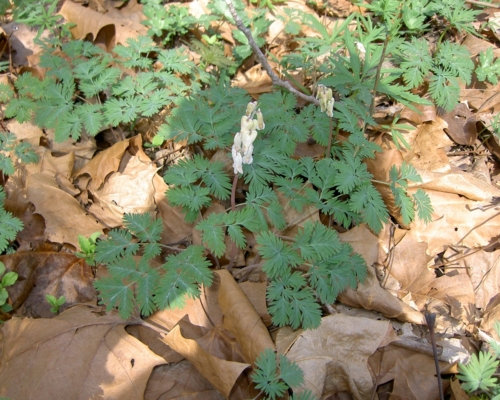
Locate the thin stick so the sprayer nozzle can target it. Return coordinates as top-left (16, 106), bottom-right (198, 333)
top-left (224, 0), bottom-right (320, 107)
top-left (466, 0), bottom-right (500, 8)
top-left (425, 313), bottom-right (444, 400)
top-left (228, 173), bottom-right (239, 271)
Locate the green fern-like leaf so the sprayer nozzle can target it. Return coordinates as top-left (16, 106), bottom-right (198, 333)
top-left (429, 69), bottom-right (460, 111)
top-left (267, 271), bottom-right (322, 330)
top-left (252, 349), bottom-right (288, 400)
top-left (256, 231), bottom-right (304, 280)
top-left (458, 351), bottom-right (499, 393)
top-left (123, 213), bottom-right (163, 244)
top-left (195, 213), bottom-right (227, 257)
top-left (293, 221), bottom-right (341, 262)
top-left (476, 47), bottom-right (500, 85)
top-left (413, 189), bottom-right (433, 223)
top-left (0, 206), bottom-right (24, 253)
top-left (94, 276), bottom-right (134, 319)
top-left (398, 37), bottom-right (433, 88)
top-left (94, 229), bottom-right (139, 264)
top-left (155, 245), bottom-right (212, 310)
top-left (167, 185), bottom-right (212, 214)
top-left (435, 41), bottom-right (474, 85)
top-left (349, 183), bottom-right (389, 233)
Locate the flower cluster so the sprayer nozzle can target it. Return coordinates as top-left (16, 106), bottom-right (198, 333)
top-left (232, 102), bottom-right (265, 174)
top-left (316, 84), bottom-right (334, 117)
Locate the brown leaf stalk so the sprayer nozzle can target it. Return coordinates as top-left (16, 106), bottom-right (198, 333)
top-left (223, 0), bottom-right (320, 107)
top-left (425, 313), bottom-right (445, 400)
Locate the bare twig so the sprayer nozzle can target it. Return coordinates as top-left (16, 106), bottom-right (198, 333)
top-left (466, 0), bottom-right (500, 8)
top-left (425, 313), bottom-right (444, 400)
top-left (224, 0), bottom-right (320, 107)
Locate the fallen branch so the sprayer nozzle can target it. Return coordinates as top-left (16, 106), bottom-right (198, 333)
top-left (224, 0), bottom-right (320, 106)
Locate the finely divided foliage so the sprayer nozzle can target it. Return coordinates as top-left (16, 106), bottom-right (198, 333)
top-left (94, 213), bottom-right (212, 319)
top-left (4, 0), bottom-right (459, 331)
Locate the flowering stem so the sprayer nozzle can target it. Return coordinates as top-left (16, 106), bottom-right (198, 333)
top-left (326, 117), bottom-right (334, 158)
top-left (228, 173), bottom-right (239, 271)
top-left (224, 0), bottom-right (319, 107)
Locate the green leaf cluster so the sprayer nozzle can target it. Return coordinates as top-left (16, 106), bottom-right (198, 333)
top-left (0, 132), bottom-right (38, 176)
top-left (142, 1), bottom-right (198, 43)
top-left (94, 213), bottom-right (213, 319)
top-left (3, 37), bottom-right (193, 142)
top-left (45, 294), bottom-right (66, 314)
top-left (397, 38), bottom-right (474, 111)
top-left (476, 47), bottom-right (500, 85)
top-left (252, 348), bottom-right (317, 400)
top-left (256, 222), bottom-right (366, 329)
top-left (0, 261), bottom-right (18, 315)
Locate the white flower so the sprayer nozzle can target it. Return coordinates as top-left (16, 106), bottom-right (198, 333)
top-left (355, 41), bottom-right (366, 60)
top-left (232, 102), bottom-right (265, 175)
top-left (232, 146), bottom-right (243, 174)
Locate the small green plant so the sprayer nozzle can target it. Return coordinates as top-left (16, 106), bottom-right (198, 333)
top-left (93, 213), bottom-right (213, 319)
top-left (0, 261), bottom-right (18, 315)
top-left (45, 294), bottom-right (66, 314)
top-left (458, 323), bottom-right (500, 398)
top-left (75, 231), bottom-right (102, 266)
top-left (0, 132), bottom-right (37, 254)
top-left (252, 348), bottom-right (317, 400)
top-left (142, 0), bottom-right (199, 43)
top-left (476, 47), bottom-right (500, 85)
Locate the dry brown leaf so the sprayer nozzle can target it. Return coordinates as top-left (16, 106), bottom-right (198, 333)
top-left (0, 22), bottom-right (47, 66)
top-left (0, 306), bottom-right (165, 400)
top-left (90, 151), bottom-right (160, 225)
top-left (410, 189), bottom-right (500, 255)
top-left (232, 64), bottom-right (273, 94)
top-left (163, 324), bottom-right (250, 399)
top-left (26, 172), bottom-right (105, 247)
top-left (158, 199), bottom-right (194, 245)
top-left (386, 229), bottom-right (435, 308)
top-left (216, 270), bottom-right (276, 363)
top-left (400, 103), bottom-right (437, 125)
top-left (144, 360), bottom-right (225, 400)
top-left (76, 136), bottom-right (165, 227)
top-left (59, 1), bottom-right (147, 50)
top-left (439, 103), bottom-right (477, 145)
top-left (412, 169), bottom-right (500, 201)
top-left (339, 264), bottom-right (426, 325)
top-left (6, 120), bottom-right (44, 146)
top-left (369, 345), bottom-right (449, 400)
top-left (75, 138), bottom-right (130, 191)
top-left (1, 251), bottom-right (95, 318)
top-left (337, 225), bottom-right (426, 324)
top-left (462, 249), bottom-right (500, 310)
top-left (285, 314), bottom-right (397, 399)
top-left (408, 117), bottom-right (453, 172)
top-left (239, 281), bottom-right (272, 326)
top-left (365, 148), bottom-right (406, 226)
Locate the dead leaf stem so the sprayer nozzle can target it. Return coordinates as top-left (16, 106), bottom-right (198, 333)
top-left (224, 0), bottom-right (320, 106)
top-left (425, 313), bottom-right (445, 400)
top-left (228, 173), bottom-right (239, 271)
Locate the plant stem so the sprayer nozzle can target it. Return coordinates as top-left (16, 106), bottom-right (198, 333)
top-left (369, 33), bottom-right (390, 119)
top-left (228, 173), bottom-right (239, 271)
top-left (425, 313), bottom-right (444, 400)
top-left (224, 0), bottom-right (320, 107)
top-left (326, 117), bottom-right (333, 158)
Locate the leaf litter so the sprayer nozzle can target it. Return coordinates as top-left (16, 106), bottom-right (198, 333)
top-left (2, 0), bottom-right (500, 398)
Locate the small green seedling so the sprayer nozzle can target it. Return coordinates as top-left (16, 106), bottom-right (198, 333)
top-left (45, 294), bottom-right (66, 314)
top-left (0, 261), bottom-right (18, 314)
top-left (75, 231), bottom-right (102, 266)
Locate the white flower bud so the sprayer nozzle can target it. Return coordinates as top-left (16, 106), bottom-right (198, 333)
top-left (256, 109), bottom-right (265, 130)
top-left (326, 98), bottom-right (334, 117)
top-left (232, 146), bottom-right (243, 174)
top-left (246, 101), bottom-right (257, 116)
